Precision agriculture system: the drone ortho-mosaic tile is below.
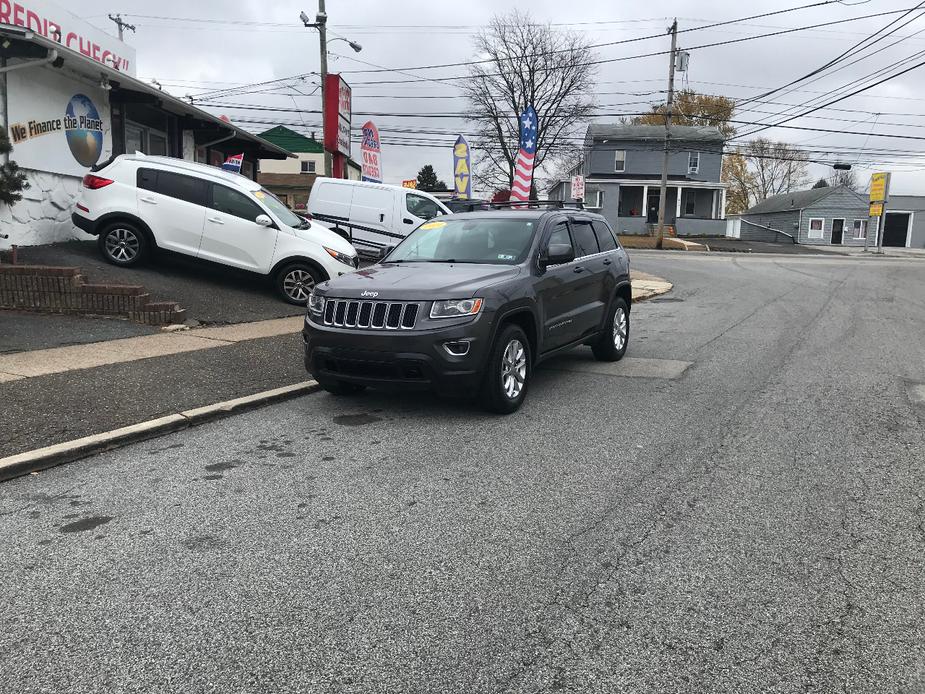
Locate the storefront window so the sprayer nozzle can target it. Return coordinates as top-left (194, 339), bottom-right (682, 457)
top-left (125, 121), bottom-right (168, 156)
top-left (148, 132), bottom-right (167, 156)
top-left (125, 123), bottom-right (144, 154)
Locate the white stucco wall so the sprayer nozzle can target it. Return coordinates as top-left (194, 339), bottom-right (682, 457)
top-left (0, 170), bottom-right (91, 249)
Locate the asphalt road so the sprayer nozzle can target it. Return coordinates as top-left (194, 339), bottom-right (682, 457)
top-left (3, 253), bottom-right (925, 693)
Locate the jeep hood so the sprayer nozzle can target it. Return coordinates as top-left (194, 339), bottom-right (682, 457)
top-left (318, 262), bottom-right (521, 299)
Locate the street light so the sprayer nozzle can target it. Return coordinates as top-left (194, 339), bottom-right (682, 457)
top-left (300, 4), bottom-right (362, 177)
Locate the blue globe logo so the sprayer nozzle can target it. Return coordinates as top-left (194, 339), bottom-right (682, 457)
top-left (65, 94), bottom-right (104, 167)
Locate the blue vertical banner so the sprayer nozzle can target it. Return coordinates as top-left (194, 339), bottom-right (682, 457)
top-left (453, 135), bottom-right (472, 199)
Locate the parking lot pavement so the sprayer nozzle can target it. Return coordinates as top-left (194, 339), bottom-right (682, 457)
top-left (3, 253), bottom-right (925, 692)
top-left (14, 240), bottom-right (303, 325)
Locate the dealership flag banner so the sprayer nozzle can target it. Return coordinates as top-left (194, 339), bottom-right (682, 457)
top-left (361, 121), bottom-right (382, 183)
top-left (510, 105), bottom-right (537, 202)
top-left (222, 153), bottom-right (244, 172)
top-left (453, 135), bottom-right (472, 199)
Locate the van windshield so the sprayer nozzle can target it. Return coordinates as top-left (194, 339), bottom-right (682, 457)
top-left (256, 189), bottom-right (305, 228)
top-left (385, 218), bottom-right (536, 265)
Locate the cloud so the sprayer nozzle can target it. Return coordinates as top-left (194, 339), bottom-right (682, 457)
top-left (87, 0), bottom-right (925, 194)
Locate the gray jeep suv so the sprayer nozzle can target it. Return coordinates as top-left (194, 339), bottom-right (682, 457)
top-left (302, 207), bottom-right (632, 413)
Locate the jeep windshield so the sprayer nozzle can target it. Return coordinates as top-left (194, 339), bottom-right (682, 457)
top-left (385, 218), bottom-right (536, 265)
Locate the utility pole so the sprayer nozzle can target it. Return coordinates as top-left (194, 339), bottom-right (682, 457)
top-left (655, 19), bottom-right (678, 249)
top-left (318, 0), bottom-right (329, 177)
top-left (108, 14), bottom-right (135, 42)
top-left (302, 2), bottom-right (330, 176)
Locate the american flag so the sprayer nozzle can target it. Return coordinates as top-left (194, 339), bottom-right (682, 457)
top-left (221, 153), bottom-right (244, 173)
top-left (510, 105), bottom-right (537, 202)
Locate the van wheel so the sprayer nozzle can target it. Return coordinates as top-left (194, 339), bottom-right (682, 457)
top-left (479, 324), bottom-right (531, 414)
top-left (275, 263), bottom-right (324, 305)
top-left (332, 227), bottom-right (351, 243)
top-left (99, 222), bottom-right (148, 266)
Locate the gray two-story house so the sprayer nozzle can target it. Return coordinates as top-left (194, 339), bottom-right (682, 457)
top-left (548, 124), bottom-right (727, 236)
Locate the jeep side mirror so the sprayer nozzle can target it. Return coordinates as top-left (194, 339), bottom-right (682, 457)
top-left (541, 243), bottom-right (574, 267)
top-left (378, 244), bottom-right (395, 260)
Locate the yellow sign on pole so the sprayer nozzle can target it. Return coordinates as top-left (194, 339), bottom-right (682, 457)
top-left (869, 172), bottom-right (889, 203)
top-left (869, 202), bottom-right (884, 217)
top-left (401, 179), bottom-right (417, 189)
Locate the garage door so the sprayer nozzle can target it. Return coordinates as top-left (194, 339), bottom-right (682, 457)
top-left (883, 212), bottom-right (910, 247)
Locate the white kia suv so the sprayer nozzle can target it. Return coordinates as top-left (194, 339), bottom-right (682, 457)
top-left (71, 154), bottom-right (359, 304)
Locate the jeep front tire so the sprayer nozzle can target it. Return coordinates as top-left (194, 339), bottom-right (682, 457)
top-left (480, 324), bottom-right (531, 414)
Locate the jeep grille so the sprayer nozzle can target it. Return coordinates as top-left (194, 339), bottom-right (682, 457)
top-left (323, 299), bottom-right (419, 330)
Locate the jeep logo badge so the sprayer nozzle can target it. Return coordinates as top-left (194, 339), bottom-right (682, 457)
top-left (361, 290), bottom-right (379, 298)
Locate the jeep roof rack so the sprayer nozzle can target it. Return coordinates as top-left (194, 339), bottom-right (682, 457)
top-left (454, 199), bottom-right (585, 212)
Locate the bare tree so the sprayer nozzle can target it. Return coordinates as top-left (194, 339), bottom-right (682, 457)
top-left (740, 138), bottom-right (809, 203)
top-left (462, 11), bottom-right (597, 190)
top-left (829, 168), bottom-right (858, 190)
top-left (539, 147), bottom-right (584, 194)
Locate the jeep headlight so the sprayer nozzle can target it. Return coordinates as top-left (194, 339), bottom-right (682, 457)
top-left (430, 298), bottom-right (483, 319)
top-left (307, 292), bottom-right (325, 316)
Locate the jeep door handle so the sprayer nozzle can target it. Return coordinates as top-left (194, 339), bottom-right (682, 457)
top-left (139, 196), bottom-right (157, 204)
top-left (603, 258), bottom-right (612, 265)
top-left (207, 216), bottom-right (225, 224)
top-left (573, 266), bottom-right (584, 273)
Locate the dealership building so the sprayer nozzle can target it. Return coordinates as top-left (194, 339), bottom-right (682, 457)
top-left (0, 0), bottom-right (292, 249)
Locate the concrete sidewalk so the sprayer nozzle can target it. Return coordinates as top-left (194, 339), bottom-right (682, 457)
top-left (0, 316), bottom-right (303, 381)
top-left (0, 271), bottom-right (671, 381)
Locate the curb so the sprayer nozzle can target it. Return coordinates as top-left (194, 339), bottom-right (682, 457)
top-left (0, 380), bottom-right (320, 483)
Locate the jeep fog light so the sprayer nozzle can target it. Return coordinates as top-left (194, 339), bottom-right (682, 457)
top-left (443, 340), bottom-right (471, 356)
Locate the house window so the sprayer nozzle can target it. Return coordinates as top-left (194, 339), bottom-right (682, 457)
top-left (853, 219), bottom-right (867, 239)
top-left (301, 160), bottom-right (316, 174)
top-left (587, 189), bottom-right (603, 209)
top-left (614, 150), bottom-right (626, 173)
top-left (808, 218), bottom-right (825, 239)
top-left (688, 151), bottom-right (700, 174)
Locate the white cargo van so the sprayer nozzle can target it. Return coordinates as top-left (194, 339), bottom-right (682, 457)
top-left (308, 179), bottom-right (451, 256)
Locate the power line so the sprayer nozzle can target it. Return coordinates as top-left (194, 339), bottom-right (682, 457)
top-left (332, 8), bottom-right (915, 87)
top-left (735, 2), bottom-right (925, 109)
top-left (737, 49), bottom-right (925, 138)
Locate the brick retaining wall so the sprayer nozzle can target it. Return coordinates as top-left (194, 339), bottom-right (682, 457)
top-left (0, 265), bottom-right (186, 325)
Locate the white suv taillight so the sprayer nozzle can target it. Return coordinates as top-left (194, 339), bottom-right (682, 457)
top-left (82, 174), bottom-right (113, 190)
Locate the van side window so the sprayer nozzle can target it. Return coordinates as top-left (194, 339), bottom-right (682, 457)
top-left (406, 194), bottom-right (440, 220)
top-left (137, 168), bottom-right (157, 192)
top-left (591, 220), bottom-right (618, 252)
top-left (155, 171), bottom-right (208, 206)
top-left (212, 184), bottom-right (264, 223)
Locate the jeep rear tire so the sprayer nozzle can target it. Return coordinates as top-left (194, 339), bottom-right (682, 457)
top-left (480, 324), bottom-right (531, 414)
top-left (592, 296), bottom-right (629, 362)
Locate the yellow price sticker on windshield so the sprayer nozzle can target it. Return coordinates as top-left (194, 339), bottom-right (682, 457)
top-left (253, 191), bottom-right (266, 199)
top-left (420, 221), bottom-right (446, 230)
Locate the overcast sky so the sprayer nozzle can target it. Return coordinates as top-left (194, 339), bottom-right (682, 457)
top-left (84, 0), bottom-right (925, 195)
